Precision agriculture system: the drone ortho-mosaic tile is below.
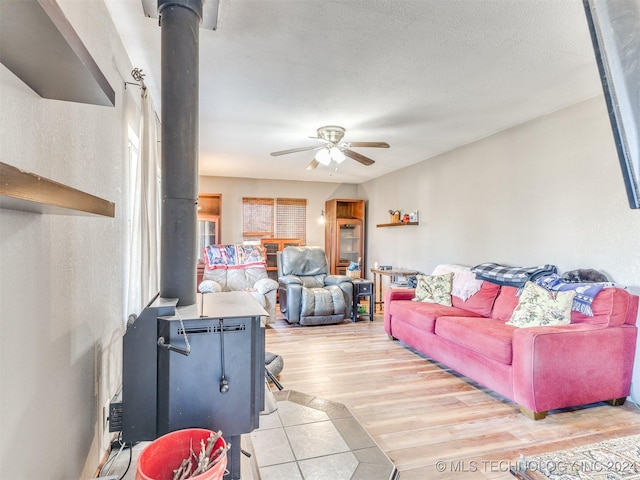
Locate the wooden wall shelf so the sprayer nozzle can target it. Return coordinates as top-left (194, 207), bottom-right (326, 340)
top-left (376, 222), bottom-right (419, 228)
top-left (0, 162), bottom-right (115, 217)
top-left (0, 0), bottom-right (115, 106)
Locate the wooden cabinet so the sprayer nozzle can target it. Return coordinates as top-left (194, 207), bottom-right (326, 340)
top-left (196, 193), bottom-right (221, 287)
top-left (325, 199), bottom-right (365, 276)
top-left (260, 238), bottom-right (302, 282)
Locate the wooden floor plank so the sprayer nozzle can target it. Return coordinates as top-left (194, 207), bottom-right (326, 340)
top-left (265, 315), bottom-right (640, 479)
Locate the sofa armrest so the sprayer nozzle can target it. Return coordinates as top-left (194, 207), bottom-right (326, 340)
top-left (324, 274), bottom-right (351, 285)
top-left (279, 282), bottom-right (302, 323)
top-left (279, 275), bottom-right (303, 286)
top-left (512, 324), bottom-right (637, 414)
top-left (384, 288), bottom-right (416, 336)
top-left (254, 277), bottom-right (278, 295)
top-left (198, 279), bottom-right (222, 293)
top-left (386, 288), bottom-right (415, 302)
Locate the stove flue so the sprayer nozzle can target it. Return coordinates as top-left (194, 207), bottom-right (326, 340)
top-left (158, 0), bottom-right (201, 306)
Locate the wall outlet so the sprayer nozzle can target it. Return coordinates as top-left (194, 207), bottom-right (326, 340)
top-left (103, 398), bottom-right (111, 432)
top-left (109, 399), bottom-right (123, 432)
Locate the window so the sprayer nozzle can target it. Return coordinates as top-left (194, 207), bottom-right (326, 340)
top-left (276, 198), bottom-right (306, 243)
top-left (242, 197), bottom-right (275, 239)
top-left (243, 197), bottom-right (307, 243)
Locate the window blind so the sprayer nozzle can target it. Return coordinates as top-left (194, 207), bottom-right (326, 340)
top-left (242, 197), bottom-right (307, 243)
top-left (276, 198), bottom-right (307, 244)
top-left (242, 197), bottom-right (274, 239)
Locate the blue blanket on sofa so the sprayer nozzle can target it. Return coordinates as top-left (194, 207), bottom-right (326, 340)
top-left (534, 274), bottom-right (613, 316)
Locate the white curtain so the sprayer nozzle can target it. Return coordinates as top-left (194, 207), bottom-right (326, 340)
top-left (126, 88), bottom-right (161, 319)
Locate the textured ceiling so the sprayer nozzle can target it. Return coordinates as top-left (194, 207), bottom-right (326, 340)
top-left (105, 0), bottom-right (602, 183)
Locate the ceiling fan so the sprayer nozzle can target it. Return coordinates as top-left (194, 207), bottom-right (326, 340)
top-left (270, 125), bottom-right (389, 170)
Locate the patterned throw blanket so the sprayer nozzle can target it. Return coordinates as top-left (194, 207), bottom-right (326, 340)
top-left (471, 263), bottom-right (558, 288)
top-left (203, 244), bottom-right (267, 270)
top-left (534, 273), bottom-right (613, 316)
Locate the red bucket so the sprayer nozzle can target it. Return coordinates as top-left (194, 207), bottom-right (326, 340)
top-left (136, 428), bottom-right (227, 480)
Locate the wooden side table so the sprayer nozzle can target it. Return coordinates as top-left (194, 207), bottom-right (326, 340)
top-left (370, 268), bottom-right (418, 313)
top-left (352, 279), bottom-right (374, 322)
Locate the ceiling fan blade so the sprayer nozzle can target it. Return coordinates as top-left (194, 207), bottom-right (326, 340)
top-left (348, 141), bottom-right (390, 148)
top-left (270, 145), bottom-right (322, 156)
top-left (343, 149), bottom-right (376, 166)
top-left (306, 159), bottom-right (319, 170)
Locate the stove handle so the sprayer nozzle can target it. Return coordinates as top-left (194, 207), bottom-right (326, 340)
top-left (157, 336), bottom-right (191, 356)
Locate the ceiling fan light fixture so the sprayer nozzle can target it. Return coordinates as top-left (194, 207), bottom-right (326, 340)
top-left (315, 147), bottom-right (331, 165)
top-left (271, 125), bottom-right (386, 170)
top-left (330, 146), bottom-right (346, 163)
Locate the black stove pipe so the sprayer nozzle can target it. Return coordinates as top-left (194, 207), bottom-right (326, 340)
top-left (158, 0), bottom-right (201, 306)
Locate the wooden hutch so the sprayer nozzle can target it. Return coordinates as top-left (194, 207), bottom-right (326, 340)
top-left (324, 199), bottom-right (365, 275)
top-left (260, 238), bottom-right (302, 282)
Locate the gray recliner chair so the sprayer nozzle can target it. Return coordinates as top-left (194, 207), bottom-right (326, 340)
top-left (277, 246), bottom-right (353, 326)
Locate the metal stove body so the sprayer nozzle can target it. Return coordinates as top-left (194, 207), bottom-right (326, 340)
top-left (122, 292), bottom-right (266, 479)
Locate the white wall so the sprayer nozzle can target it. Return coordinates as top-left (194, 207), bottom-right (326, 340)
top-left (198, 176), bottom-right (359, 246)
top-left (359, 95), bottom-right (640, 400)
top-left (0, 1), bottom-right (135, 478)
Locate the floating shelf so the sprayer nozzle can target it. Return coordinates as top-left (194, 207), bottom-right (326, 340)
top-left (0, 162), bottom-right (115, 217)
top-left (0, 0), bottom-right (115, 106)
top-left (376, 222), bottom-right (419, 228)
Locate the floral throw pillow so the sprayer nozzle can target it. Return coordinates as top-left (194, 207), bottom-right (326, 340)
top-left (507, 282), bottom-right (575, 328)
top-left (413, 273), bottom-right (454, 306)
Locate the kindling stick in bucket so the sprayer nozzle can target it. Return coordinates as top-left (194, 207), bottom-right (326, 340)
top-left (172, 430), bottom-right (230, 480)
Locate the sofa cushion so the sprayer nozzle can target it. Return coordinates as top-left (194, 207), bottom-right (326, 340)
top-left (435, 316), bottom-right (515, 365)
top-left (570, 287), bottom-right (633, 327)
top-left (204, 266), bottom-right (270, 292)
top-left (301, 285), bottom-right (346, 316)
top-left (491, 286), bottom-right (519, 321)
top-left (507, 282), bottom-right (575, 328)
top-left (414, 273), bottom-right (453, 306)
top-left (451, 281), bottom-right (500, 317)
top-left (389, 300), bottom-right (482, 333)
top-left (280, 246), bottom-right (329, 277)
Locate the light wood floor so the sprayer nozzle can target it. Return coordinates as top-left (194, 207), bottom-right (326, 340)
top-left (265, 314), bottom-right (640, 479)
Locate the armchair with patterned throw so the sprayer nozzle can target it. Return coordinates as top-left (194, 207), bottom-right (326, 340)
top-left (199, 244), bottom-right (279, 324)
top-left (277, 246), bottom-right (353, 325)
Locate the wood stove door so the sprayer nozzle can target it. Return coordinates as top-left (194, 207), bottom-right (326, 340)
top-left (156, 314), bottom-right (265, 437)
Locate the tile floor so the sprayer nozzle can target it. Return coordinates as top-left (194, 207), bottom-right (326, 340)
top-left (103, 390), bottom-right (397, 480)
top-left (249, 390), bottom-right (398, 480)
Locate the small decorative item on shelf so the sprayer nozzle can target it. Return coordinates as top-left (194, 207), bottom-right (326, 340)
top-left (409, 210), bottom-right (419, 222)
top-left (402, 213), bottom-right (410, 223)
top-left (388, 209), bottom-right (401, 223)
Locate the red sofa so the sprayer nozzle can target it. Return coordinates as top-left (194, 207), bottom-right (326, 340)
top-left (384, 281), bottom-right (639, 419)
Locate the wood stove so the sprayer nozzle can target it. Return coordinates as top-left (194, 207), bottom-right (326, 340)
top-left (122, 292), bottom-right (266, 479)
